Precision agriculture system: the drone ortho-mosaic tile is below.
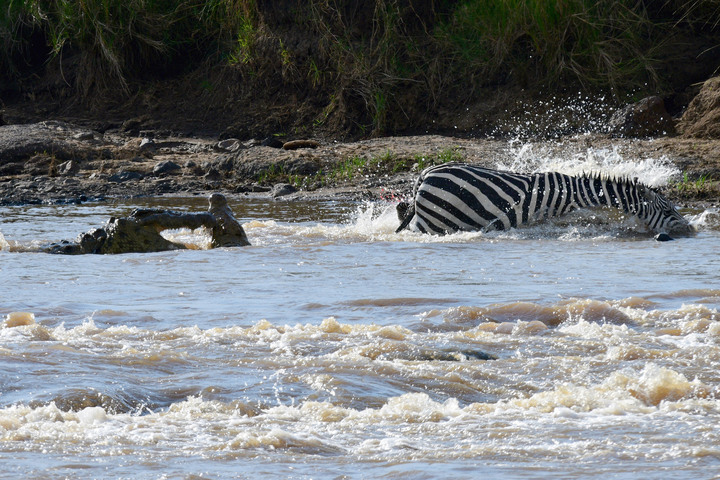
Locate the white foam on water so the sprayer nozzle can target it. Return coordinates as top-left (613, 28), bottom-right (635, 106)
top-left (246, 201), bottom-right (654, 246)
top-left (688, 208), bottom-right (720, 231)
top-left (3, 363), bottom-right (715, 456)
top-left (496, 141), bottom-right (681, 187)
top-left (160, 227), bottom-right (213, 249)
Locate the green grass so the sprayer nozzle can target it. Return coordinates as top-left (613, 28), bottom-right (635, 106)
top-left (253, 147), bottom-right (464, 189)
top-left (674, 172), bottom-right (714, 194)
top-left (436, 0), bottom-right (660, 92)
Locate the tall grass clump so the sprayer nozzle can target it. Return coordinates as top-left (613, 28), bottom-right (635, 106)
top-left (2, 1), bottom-right (719, 135)
top-left (10, 0), bottom-right (177, 95)
top-left (436, 0), bottom-right (661, 94)
top-left (306, 0), bottom-right (434, 135)
top-left (662, 0), bottom-right (720, 27)
top-left (1, 0), bottom-right (258, 96)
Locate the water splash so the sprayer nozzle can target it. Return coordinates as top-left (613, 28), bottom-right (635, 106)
top-left (160, 227), bottom-right (213, 250)
top-left (497, 142), bottom-right (680, 187)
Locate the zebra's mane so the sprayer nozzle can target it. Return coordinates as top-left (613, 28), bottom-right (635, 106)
top-left (576, 171), bottom-right (649, 189)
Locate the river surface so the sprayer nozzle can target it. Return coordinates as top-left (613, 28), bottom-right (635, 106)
top-left (1, 150), bottom-right (720, 479)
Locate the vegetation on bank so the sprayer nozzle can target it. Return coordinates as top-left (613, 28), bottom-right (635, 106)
top-left (672, 172), bottom-right (720, 201)
top-left (255, 146), bottom-right (464, 188)
top-left (2, 1), bottom-right (720, 136)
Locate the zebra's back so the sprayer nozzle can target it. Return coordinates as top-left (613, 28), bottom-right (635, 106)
top-left (397, 163), bottom-right (693, 238)
top-left (406, 164), bottom-right (537, 234)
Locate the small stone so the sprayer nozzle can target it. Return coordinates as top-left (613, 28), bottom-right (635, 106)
top-left (58, 160), bottom-right (80, 176)
top-left (153, 160), bottom-right (182, 176)
top-left (139, 137), bottom-right (156, 153)
top-left (271, 183), bottom-right (298, 198)
top-left (109, 171), bottom-right (144, 183)
top-left (283, 139), bottom-right (320, 150)
top-left (216, 138), bottom-right (242, 152)
top-left (72, 131), bottom-right (95, 141)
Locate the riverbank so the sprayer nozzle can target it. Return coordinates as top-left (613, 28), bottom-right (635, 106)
top-left (1, 119), bottom-right (719, 210)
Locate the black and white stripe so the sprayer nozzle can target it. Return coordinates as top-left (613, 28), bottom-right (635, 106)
top-left (396, 164), bottom-right (692, 237)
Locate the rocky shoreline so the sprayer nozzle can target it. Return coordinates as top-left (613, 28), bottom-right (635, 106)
top-left (1, 119), bottom-right (720, 210)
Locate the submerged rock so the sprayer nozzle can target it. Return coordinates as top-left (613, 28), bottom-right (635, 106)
top-left (378, 348), bottom-right (496, 362)
top-left (46, 193), bottom-right (249, 254)
top-left (271, 183), bottom-right (297, 198)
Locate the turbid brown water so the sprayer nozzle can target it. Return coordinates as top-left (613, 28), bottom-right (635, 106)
top-left (1, 149), bottom-right (720, 479)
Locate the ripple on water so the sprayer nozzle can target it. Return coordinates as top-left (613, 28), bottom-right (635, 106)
top-left (2, 192), bottom-right (720, 478)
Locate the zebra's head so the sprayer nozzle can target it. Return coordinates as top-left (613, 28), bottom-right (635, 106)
top-left (395, 201), bottom-right (415, 233)
top-left (637, 184), bottom-right (694, 236)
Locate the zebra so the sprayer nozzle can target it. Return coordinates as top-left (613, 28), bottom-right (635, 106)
top-left (395, 163), bottom-right (693, 240)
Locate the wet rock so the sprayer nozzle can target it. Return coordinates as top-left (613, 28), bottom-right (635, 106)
top-left (678, 76), bottom-right (720, 138)
top-left (204, 168), bottom-right (222, 181)
top-left (58, 159), bottom-right (80, 176)
top-left (607, 96), bottom-right (676, 137)
top-left (378, 348), bottom-right (496, 362)
top-left (283, 139), bottom-right (320, 150)
top-left (271, 183), bottom-right (298, 198)
top-left (216, 138), bottom-right (243, 152)
top-left (153, 160), bottom-right (182, 176)
top-left (139, 137), bottom-right (156, 154)
top-left (72, 131), bottom-right (95, 141)
top-left (109, 171), bottom-right (144, 183)
top-left (426, 350), bottom-right (497, 361)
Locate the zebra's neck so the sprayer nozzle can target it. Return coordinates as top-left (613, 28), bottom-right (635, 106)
top-left (525, 171), bottom-right (644, 225)
top-left (571, 174), bottom-right (642, 214)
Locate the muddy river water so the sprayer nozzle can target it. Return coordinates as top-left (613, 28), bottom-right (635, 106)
top-left (1, 150), bottom-right (720, 479)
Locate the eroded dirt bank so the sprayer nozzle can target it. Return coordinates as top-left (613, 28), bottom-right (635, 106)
top-left (1, 120), bottom-right (719, 210)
